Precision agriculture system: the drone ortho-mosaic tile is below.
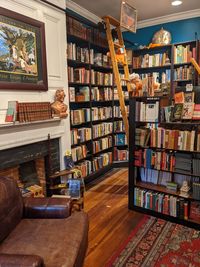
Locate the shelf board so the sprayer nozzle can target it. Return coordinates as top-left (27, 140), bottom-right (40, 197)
top-left (93, 133), bottom-right (112, 141)
top-left (84, 163), bottom-right (113, 184)
top-left (133, 44), bottom-right (172, 53)
top-left (67, 59), bottom-right (90, 67)
top-left (74, 154), bottom-right (93, 163)
top-left (71, 121), bottom-right (91, 127)
top-left (135, 181), bottom-right (194, 200)
top-left (90, 64), bottom-right (112, 71)
top-left (131, 205), bottom-right (200, 230)
top-left (92, 118), bottom-right (113, 123)
top-left (174, 62), bottom-right (192, 67)
top-left (132, 65), bottom-right (171, 71)
top-left (69, 82), bottom-right (90, 86)
top-left (91, 84), bottom-right (113, 87)
top-left (114, 144), bottom-right (128, 147)
top-left (71, 139), bottom-right (92, 148)
top-left (0, 118), bottom-right (61, 128)
top-left (135, 121), bottom-right (200, 126)
top-left (93, 146), bottom-right (113, 156)
top-left (135, 145), bottom-right (200, 154)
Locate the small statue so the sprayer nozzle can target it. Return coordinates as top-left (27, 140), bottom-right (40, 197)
top-left (129, 73), bottom-right (142, 96)
top-left (51, 89), bottom-right (68, 118)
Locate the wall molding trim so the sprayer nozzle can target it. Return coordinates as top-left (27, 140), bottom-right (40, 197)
top-left (66, 0), bottom-right (101, 23)
top-left (135, 9), bottom-right (200, 29)
top-left (65, 1), bottom-right (200, 30)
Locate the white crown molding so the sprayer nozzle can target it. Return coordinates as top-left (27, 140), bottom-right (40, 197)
top-left (137, 9), bottom-right (200, 29)
top-left (66, 0), bottom-right (101, 23)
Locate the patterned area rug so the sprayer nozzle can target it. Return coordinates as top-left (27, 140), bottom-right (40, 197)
top-left (106, 216), bottom-right (200, 267)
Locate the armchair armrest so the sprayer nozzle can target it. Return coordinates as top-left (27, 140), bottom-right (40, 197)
top-left (23, 197), bottom-right (72, 219)
top-left (0, 253), bottom-right (43, 267)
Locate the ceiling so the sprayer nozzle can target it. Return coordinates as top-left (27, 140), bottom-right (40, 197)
top-left (70, 0), bottom-right (200, 21)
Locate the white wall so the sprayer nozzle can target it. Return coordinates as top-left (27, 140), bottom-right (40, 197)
top-left (0, 0), bottom-right (70, 168)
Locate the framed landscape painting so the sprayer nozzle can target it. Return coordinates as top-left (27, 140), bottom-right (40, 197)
top-left (0, 7), bottom-right (48, 91)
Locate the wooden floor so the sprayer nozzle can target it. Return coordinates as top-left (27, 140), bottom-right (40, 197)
top-left (83, 168), bottom-right (143, 267)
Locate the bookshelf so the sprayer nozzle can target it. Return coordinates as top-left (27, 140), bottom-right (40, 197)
top-left (129, 87), bottom-right (200, 229)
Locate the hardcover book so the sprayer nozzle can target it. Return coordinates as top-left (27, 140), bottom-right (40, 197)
top-left (171, 103), bottom-right (183, 121)
top-left (174, 92), bottom-right (184, 104)
top-left (182, 102), bottom-right (194, 119)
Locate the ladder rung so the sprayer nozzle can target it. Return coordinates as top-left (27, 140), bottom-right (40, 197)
top-left (102, 15), bottom-right (120, 27)
top-left (114, 43), bottom-right (123, 49)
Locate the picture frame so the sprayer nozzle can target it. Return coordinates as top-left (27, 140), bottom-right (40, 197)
top-left (0, 7), bottom-right (48, 91)
top-left (120, 1), bottom-right (137, 33)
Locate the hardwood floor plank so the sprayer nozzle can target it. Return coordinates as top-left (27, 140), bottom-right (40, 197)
top-left (84, 168), bottom-right (143, 267)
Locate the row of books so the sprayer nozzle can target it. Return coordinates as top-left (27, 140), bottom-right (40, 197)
top-left (91, 70), bottom-right (113, 86)
top-left (93, 136), bottom-right (112, 154)
top-left (115, 133), bottom-right (127, 146)
top-left (135, 149), bottom-right (175, 172)
top-left (71, 108), bottom-right (90, 125)
top-left (139, 71), bottom-right (171, 84)
top-left (114, 148), bottom-right (129, 161)
top-left (193, 182), bottom-right (200, 200)
top-left (67, 43), bottom-right (111, 67)
top-left (76, 160), bottom-right (92, 178)
top-left (133, 52), bottom-right (170, 69)
top-left (92, 107), bottom-right (112, 121)
top-left (135, 101), bottom-right (159, 122)
top-left (71, 127), bottom-right (91, 145)
top-left (139, 167), bottom-right (172, 186)
top-left (71, 144), bottom-right (88, 162)
top-left (91, 87), bottom-right (113, 101)
top-left (68, 67), bottom-right (90, 83)
top-left (69, 86), bottom-right (90, 102)
top-left (174, 66), bottom-right (193, 81)
top-left (114, 120), bottom-right (125, 132)
top-left (92, 123), bottom-right (113, 139)
top-left (67, 43), bottom-right (90, 63)
top-left (67, 16), bottom-right (92, 41)
top-left (93, 152), bottom-right (112, 172)
top-left (135, 127), bottom-right (198, 152)
top-left (134, 187), bottom-right (189, 219)
top-left (173, 44), bottom-right (196, 64)
top-left (67, 16), bottom-right (108, 47)
top-left (114, 89), bottom-right (129, 100)
top-left (113, 106), bottom-right (129, 118)
top-left (18, 102), bottom-right (52, 123)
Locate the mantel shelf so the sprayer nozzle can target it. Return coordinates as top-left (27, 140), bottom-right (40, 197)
top-left (0, 118), bottom-right (61, 128)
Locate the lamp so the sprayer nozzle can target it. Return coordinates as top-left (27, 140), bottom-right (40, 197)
top-left (171, 0), bottom-right (182, 6)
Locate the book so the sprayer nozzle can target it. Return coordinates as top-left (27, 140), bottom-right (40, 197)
top-left (5, 101), bottom-right (18, 122)
top-left (68, 179), bottom-right (81, 199)
top-left (171, 103), bottom-right (183, 121)
top-left (182, 102), bottom-right (194, 119)
top-left (192, 104), bottom-right (200, 120)
top-left (184, 92), bottom-right (194, 103)
top-left (174, 92), bottom-right (184, 104)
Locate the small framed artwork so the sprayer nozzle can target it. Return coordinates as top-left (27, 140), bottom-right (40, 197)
top-left (120, 0), bottom-right (137, 33)
top-left (0, 7), bottom-right (48, 91)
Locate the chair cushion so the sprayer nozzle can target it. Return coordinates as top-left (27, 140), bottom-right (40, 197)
top-left (0, 177), bottom-right (23, 242)
top-left (0, 212), bottom-right (88, 267)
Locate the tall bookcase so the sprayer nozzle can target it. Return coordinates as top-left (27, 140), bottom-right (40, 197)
top-left (67, 13), bottom-right (130, 183)
top-left (129, 89), bottom-right (200, 229)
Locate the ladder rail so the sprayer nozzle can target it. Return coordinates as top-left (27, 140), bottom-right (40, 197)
top-left (104, 16), bottom-right (129, 143)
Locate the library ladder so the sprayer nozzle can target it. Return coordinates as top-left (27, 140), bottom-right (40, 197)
top-left (103, 15), bottom-right (131, 143)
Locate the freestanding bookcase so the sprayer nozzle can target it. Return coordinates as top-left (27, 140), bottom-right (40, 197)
top-left (128, 90), bottom-right (200, 230)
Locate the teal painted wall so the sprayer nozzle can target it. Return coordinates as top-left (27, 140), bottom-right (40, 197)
top-left (123, 17), bottom-right (200, 48)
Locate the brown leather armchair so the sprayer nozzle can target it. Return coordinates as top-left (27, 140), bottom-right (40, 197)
top-left (0, 177), bottom-right (89, 267)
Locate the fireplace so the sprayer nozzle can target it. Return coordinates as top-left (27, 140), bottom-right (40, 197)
top-left (0, 138), bottom-right (60, 196)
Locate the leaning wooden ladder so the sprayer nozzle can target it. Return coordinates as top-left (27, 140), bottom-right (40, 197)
top-left (103, 15), bottom-right (132, 143)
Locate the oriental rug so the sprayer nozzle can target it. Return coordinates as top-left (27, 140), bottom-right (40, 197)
top-left (105, 216), bottom-right (200, 267)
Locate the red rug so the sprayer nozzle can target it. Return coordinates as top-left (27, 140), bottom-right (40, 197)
top-left (106, 216), bottom-right (200, 267)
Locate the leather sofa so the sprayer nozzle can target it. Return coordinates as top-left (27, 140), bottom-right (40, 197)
top-left (0, 176), bottom-right (89, 267)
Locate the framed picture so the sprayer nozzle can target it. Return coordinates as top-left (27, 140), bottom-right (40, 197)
top-left (120, 1), bottom-right (137, 33)
top-left (0, 7), bottom-right (48, 91)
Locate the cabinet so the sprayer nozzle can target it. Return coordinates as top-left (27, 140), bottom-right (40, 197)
top-left (129, 85), bottom-right (200, 229)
